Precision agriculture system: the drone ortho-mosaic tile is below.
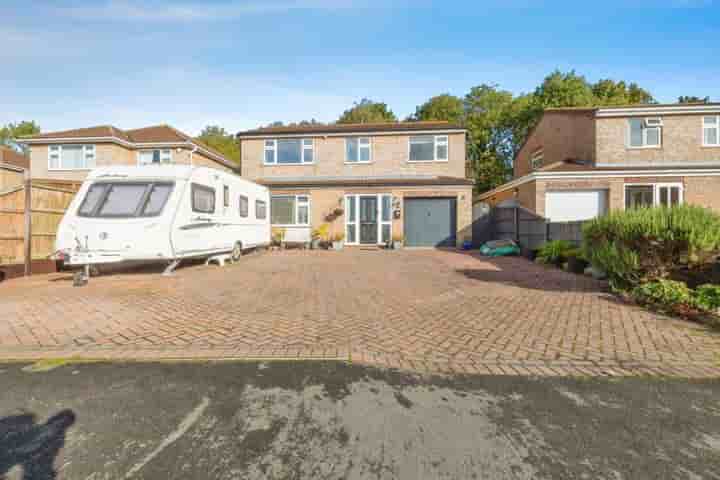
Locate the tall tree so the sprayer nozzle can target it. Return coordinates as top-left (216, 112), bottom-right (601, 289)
top-left (196, 125), bottom-right (240, 166)
top-left (0, 121), bottom-right (40, 154)
top-left (337, 98), bottom-right (397, 124)
top-left (533, 70), bottom-right (595, 109)
top-left (463, 85), bottom-right (517, 193)
top-left (678, 95), bottom-right (710, 104)
top-left (408, 94), bottom-right (464, 123)
top-left (591, 79), bottom-right (655, 106)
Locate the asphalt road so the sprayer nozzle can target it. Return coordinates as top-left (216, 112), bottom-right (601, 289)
top-left (1, 361), bottom-right (720, 480)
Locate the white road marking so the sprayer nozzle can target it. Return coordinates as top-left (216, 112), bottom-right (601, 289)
top-left (124, 396), bottom-right (210, 478)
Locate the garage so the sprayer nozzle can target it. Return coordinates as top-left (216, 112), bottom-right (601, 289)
top-left (545, 190), bottom-right (608, 222)
top-left (403, 198), bottom-right (456, 247)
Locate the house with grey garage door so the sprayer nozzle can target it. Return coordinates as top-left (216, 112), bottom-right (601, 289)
top-left (236, 121), bottom-right (473, 247)
top-left (478, 103), bottom-right (720, 220)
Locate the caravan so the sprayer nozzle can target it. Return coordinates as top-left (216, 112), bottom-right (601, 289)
top-left (55, 166), bottom-right (270, 270)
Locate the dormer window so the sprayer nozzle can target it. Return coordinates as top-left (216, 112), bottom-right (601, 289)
top-left (628, 118), bottom-right (662, 148)
top-left (530, 149), bottom-right (544, 170)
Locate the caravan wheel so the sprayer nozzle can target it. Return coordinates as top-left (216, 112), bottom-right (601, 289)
top-left (231, 242), bottom-right (243, 262)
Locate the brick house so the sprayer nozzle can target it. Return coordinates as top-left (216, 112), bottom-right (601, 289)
top-left (236, 122), bottom-right (473, 247)
top-left (22, 124), bottom-right (237, 184)
top-left (477, 103), bottom-right (720, 221)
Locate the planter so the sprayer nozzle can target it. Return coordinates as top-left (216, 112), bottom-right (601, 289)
top-left (311, 239), bottom-right (321, 250)
top-left (332, 241), bottom-right (344, 251)
top-left (566, 256), bottom-right (589, 274)
top-left (393, 241), bottom-right (403, 250)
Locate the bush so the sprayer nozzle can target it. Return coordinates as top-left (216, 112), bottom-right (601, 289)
top-left (582, 205), bottom-right (720, 290)
top-left (632, 279), bottom-right (693, 309)
top-left (693, 284), bottom-right (720, 312)
top-left (536, 240), bottom-right (575, 265)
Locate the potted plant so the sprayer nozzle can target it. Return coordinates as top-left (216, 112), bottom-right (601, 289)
top-left (392, 232), bottom-right (403, 250)
top-left (332, 231), bottom-right (345, 250)
top-left (271, 227), bottom-right (286, 249)
top-left (311, 224), bottom-right (328, 250)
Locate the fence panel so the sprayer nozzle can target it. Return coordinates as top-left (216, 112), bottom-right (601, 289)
top-left (547, 221), bottom-right (584, 246)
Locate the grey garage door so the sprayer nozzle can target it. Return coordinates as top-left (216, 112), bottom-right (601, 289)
top-left (404, 198), bottom-right (457, 247)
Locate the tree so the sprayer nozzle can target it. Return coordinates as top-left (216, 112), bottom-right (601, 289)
top-left (533, 70), bottom-right (595, 109)
top-left (196, 126), bottom-right (240, 166)
top-left (592, 79), bottom-right (655, 105)
top-left (678, 95), bottom-right (710, 104)
top-left (408, 94), bottom-right (464, 123)
top-left (0, 121), bottom-right (40, 154)
top-left (463, 85), bottom-right (517, 193)
top-left (337, 98), bottom-right (397, 124)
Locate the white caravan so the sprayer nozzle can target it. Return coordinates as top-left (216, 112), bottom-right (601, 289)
top-left (55, 165), bottom-right (270, 270)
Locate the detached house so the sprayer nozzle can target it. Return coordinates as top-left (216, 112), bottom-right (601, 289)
top-left (22, 124), bottom-right (236, 183)
top-left (237, 122), bottom-right (473, 247)
top-left (478, 103), bottom-right (720, 221)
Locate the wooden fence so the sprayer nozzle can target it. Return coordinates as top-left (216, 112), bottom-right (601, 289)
top-left (0, 177), bottom-right (80, 275)
top-left (473, 202), bottom-right (585, 250)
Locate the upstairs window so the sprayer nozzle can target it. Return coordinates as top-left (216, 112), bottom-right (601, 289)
top-left (263, 139), bottom-right (314, 164)
top-left (138, 149), bottom-right (172, 165)
top-left (409, 135), bottom-right (448, 162)
top-left (530, 149), bottom-right (544, 170)
top-left (703, 116), bottom-right (719, 146)
top-left (346, 137), bottom-right (371, 163)
top-left (628, 118), bottom-right (662, 148)
top-left (48, 144), bottom-right (95, 170)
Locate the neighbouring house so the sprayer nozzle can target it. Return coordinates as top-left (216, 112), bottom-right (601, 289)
top-left (0, 145), bottom-right (30, 170)
top-left (21, 124), bottom-right (237, 184)
top-left (236, 121), bottom-right (473, 247)
top-left (477, 103), bottom-right (720, 222)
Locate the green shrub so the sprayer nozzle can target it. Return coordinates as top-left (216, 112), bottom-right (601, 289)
top-left (632, 279), bottom-right (693, 309)
top-left (693, 284), bottom-right (720, 312)
top-left (536, 240), bottom-right (575, 265)
top-left (582, 205), bottom-right (720, 290)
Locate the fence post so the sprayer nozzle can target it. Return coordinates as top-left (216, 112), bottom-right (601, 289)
top-left (545, 220), bottom-right (550, 243)
top-left (513, 207), bottom-right (519, 243)
top-left (23, 171), bottom-right (32, 276)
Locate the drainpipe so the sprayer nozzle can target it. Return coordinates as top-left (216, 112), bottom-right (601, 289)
top-left (188, 143), bottom-right (198, 165)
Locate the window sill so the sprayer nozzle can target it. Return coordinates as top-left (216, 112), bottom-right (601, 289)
top-left (263, 162), bottom-right (315, 166)
top-left (47, 168), bottom-right (92, 171)
top-left (701, 144), bottom-right (720, 149)
top-left (406, 159), bottom-right (449, 163)
top-left (271, 224), bottom-right (311, 228)
top-left (626, 146), bottom-right (662, 150)
top-left (344, 161), bottom-right (373, 165)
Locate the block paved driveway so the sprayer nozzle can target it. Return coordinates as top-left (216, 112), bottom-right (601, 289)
top-left (2, 249), bottom-right (720, 377)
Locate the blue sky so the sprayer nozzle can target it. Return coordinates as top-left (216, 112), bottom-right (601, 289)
top-left (1, 0), bottom-right (719, 135)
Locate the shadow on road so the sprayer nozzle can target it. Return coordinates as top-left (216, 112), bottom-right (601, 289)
top-left (0, 410), bottom-right (76, 480)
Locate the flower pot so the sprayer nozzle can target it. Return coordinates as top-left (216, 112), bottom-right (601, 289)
top-left (332, 241), bottom-right (344, 251)
top-left (393, 241), bottom-right (403, 250)
top-left (311, 239), bottom-right (321, 250)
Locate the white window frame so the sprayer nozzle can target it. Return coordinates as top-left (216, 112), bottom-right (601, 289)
top-left (345, 137), bottom-right (372, 164)
top-left (344, 193), bottom-right (392, 245)
top-left (48, 144), bottom-right (96, 171)
top-left (623, 182), bottom-right (684, 209)
top-left (530, 149), bottom-right (544, 170)
top-left (627, 117), bottom-right (663, 149)
top-left (703, 115), bottom-right (720, 147)
top-left (137, 149), bottom-right (172, 166)
top-left (263, 139), bottom-right (314, 165)
top-left (270, 195), bottom-right (310, 226)
top-left (408, 135), bottom-right (449, 162)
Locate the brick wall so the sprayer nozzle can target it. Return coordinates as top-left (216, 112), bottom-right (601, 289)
top-left (241, 132), bottom-right (467, 181)
top-left (596, 114), bottom-right (720, 166)
top-left (514, 111), bottom-right (595, 178)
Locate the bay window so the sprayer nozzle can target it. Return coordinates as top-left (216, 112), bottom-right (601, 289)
top-left (270, 195), bottom-right (310, 225)
top-left (703, 116), bottom-right (719, 146)
top-left (264, 139), bottom-right (314, 164)
top-left (409, 135), bottom-right (448, 162)
top-left (48, 144), bottom-right (95, 170)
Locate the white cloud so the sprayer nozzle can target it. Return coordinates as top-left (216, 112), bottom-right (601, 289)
top-left (57, 0), bottom-right (377, 22)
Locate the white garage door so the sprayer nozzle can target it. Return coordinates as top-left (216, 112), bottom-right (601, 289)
top-left (545, 190), bottom-right (607, 222)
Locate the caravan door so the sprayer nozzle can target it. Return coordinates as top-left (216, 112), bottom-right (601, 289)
top-left (173, 180), bottom-right (224, 258)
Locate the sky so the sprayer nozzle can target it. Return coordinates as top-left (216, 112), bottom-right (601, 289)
top-left (1, 0), bottom-right (719, 136)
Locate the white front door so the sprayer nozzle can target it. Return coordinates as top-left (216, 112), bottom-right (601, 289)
top-left (345, 194), bottom-right (392, 245)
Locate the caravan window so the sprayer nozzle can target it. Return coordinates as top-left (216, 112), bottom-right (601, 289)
top-left (256, 200), bottom-right (267, 219)
top-left (239, 195), bottom-right (249, 217)
top-left (192, 184), bottom-right (215, 213)
top-left (77, 182), bottom-right (174, 218)
top-left (223, 185), bottom-right (230, 208)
